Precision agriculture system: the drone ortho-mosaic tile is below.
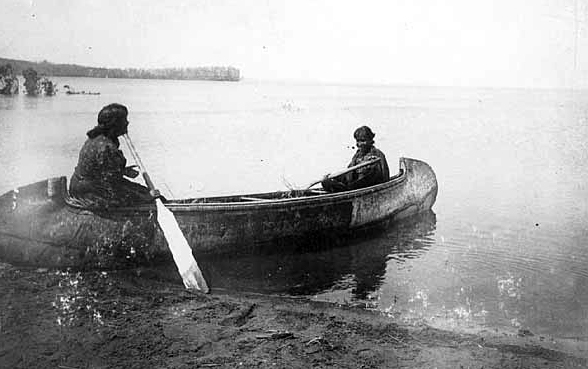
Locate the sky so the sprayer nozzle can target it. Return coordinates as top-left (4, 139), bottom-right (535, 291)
top-left (1, 0), bottom-right (587, 88)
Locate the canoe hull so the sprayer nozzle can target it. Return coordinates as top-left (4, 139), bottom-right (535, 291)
top-left (0, 157), bottom-right (437, 267)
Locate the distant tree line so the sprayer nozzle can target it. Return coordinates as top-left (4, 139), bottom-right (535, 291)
top-left (22, 67), bottom-right (56, 96)
top-left (0, 58), bottom-right (241, 81)
top-left (0, 64), bottom-right (19, 94)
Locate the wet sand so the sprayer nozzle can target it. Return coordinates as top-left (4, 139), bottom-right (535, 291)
top-left (0, 262), bottom-right (586, 369)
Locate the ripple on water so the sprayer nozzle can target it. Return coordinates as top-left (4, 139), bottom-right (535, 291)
top-left (380, 219), bottom-right (588, 338)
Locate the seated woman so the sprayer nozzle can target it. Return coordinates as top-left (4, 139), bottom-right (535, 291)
top-left (69, 103), bottom-right (156, 208)
top-left (321, 126), bottom-right (390, 192)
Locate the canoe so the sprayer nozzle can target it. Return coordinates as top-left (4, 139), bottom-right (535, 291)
top-left (0, 157), bottom-right (437, 268)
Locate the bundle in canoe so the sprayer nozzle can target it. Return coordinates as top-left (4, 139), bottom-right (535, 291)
top-left (0, 157), bottom-right (437, 268)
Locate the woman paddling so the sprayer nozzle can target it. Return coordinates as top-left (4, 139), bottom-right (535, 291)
top-left (70, 103), bottom-right (159, 208)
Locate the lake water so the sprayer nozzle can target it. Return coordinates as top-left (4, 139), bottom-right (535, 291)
top-left (1, 77), bottom-right (587, 341)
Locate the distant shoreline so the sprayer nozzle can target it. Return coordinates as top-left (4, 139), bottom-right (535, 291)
top-left (0, 57), bottom-right (241, 82)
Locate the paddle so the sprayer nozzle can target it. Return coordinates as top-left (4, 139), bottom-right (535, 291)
top-left (306, 157), bottom-right (382, 189)
top-left (122, 134), bottom-right (209, 293)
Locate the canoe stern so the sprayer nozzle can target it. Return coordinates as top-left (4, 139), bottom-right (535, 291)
top-left (0, 177), bottom-right (160, 268)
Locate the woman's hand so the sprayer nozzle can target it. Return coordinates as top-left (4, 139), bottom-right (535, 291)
top-left (124, 165), bottom-right (139, 178)
top-left (149, 189), bottom-right (162, 199)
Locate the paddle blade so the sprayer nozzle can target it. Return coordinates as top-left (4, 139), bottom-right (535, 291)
top-left (155, 199), bottom-right (209, 293)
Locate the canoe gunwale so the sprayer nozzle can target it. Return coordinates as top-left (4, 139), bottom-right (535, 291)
top-left (61, 158), bottom-right (411, 213)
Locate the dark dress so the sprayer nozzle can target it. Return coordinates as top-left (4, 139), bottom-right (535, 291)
top-left (322, 146), bottom-right (390, 192)
top-left (69, 135), bottom-right (152, 208)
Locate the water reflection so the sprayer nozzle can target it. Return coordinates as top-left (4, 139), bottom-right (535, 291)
top-left (197, 211), bottom-right (437, 298)
top-left (22, 95), bottom-right (55, 110)
top-left (0, 95), bottom-right (19, 110)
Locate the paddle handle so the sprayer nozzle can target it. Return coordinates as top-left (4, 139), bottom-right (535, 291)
top-left (122, 134), bottom-right (157, 192)
top-left (328, 157), bottom-right (381, 178)
top-left (307, 157), bottom-right (381, 189)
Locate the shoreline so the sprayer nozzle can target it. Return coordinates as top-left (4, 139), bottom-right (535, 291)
top-left (1, 263), bottom-right (586, 368)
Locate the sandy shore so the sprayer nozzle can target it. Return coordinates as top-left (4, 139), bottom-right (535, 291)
top-left (0, 263), bottom-right (586, 369)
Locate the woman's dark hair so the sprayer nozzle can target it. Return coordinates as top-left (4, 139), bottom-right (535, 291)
top-left (87, 103), bottom-right (128, 138)
top-left (354, 126), bottom-right (375, 143)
